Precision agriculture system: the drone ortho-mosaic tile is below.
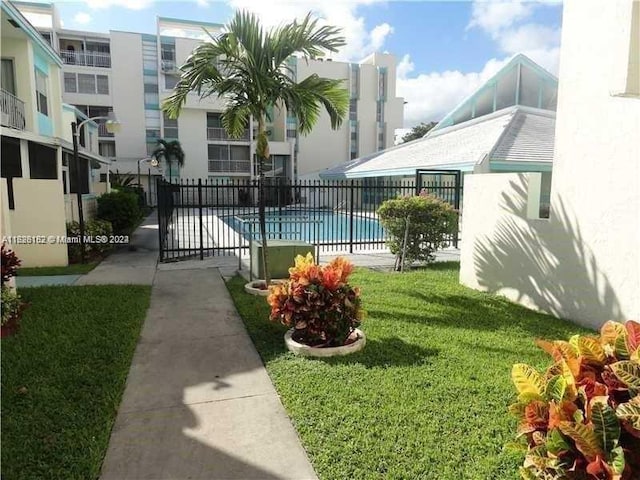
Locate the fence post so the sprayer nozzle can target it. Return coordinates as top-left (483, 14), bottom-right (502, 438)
top-left (157, 178), bottom-right (164, 262)
top-left (454, 172), bottom-right (461, 248)
top-left (198, 178), bottom-right (204, 260)
top-left (349, 179), bottom-right (355, 254)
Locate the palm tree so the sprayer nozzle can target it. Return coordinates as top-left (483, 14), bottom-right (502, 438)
top-left (163, 11), bottom-right (349, 285)
top-left (151, 139), bottom-right (185, 183)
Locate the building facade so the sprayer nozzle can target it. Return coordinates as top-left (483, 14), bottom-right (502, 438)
top-left (459, 0), bottom-right (639, 327)
top-left (15, 3), bottom-right (404, 194)
top-left (1, 0), bottom-right (109, 267)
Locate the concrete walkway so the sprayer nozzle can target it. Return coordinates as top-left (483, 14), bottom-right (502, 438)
top-left (97, 214), bottom-right (317, 479)
top-left (76, 212), bottom-right (159, 286)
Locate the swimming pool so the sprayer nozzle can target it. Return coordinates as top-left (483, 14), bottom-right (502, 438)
top-left (222, 209), bottom-right (386, 243)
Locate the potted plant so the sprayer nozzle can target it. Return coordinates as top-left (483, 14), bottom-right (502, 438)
top-left (1, 243), bottom-right (26, 338)
top-left (267, 254), bottom-right (365, 357)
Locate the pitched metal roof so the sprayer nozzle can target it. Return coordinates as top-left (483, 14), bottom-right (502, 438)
top-left (320, 106), bottom-right (555, 179)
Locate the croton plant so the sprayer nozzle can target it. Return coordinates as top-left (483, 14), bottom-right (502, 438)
top-left (267, 254), bottom-right (364, 347)
top-left (509, 320), bottom-right (640, 480)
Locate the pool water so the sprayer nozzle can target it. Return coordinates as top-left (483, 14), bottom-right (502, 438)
top-left (222, 209), bottom-right (385, 243)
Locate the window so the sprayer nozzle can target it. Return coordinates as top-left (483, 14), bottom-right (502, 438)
top-left (35, 69), bottom-right (48, 116)
top-left (40, 32), bottom-right (52, 46)
top-left (1, 59), bottom-right (16, 95)
top-left (28, 141), bottom-right (57, 179)
top-left (350, 121), bottom-right (358, 157)
top-left (163, 112), bottom-right (178, 138)
top-left (78, 74), bottom-right (96, 94)
top-left (164, 74), bottom-right (179, 90)
top-left (64, 72), bottom-right (77, 93)
top-left (378, 67), bottom-right (387, 100)
top-left (66, 73), bottom-right (109, 94)
top-left (144, 82), bottom-right (159, 93)
top-left (349, 99), bottom-right (357, 121)
top-left (350, 64), bottom-right (359, 99)
top-left (161, 44), bottom-right (176, 62)
top-left (376, 100), bottom-right (384, 123)
top-left (207, 112), bottom-right (223, 128)
top-left (96, 75), bottom-right (109, 94)
top-left (99, 141), bottom-right (116, 157)
top-left (146, 129), bottom-right (160, 139)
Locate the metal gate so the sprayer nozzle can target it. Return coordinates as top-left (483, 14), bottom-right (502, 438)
top-left (156, 177), bottom-right (462, 262)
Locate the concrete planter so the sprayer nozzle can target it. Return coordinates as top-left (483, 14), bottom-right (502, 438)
top-left (244, 280), bottom-right (285, 296)
top-left (284, 328), bottom-right (366, 357)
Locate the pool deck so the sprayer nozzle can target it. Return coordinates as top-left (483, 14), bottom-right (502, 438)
top-left (158, 248), bottom-right (461, 279)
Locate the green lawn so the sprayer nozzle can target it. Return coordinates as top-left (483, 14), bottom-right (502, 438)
top-left (1, 285), bottom-right (151, 480)
top-left (17, 262), bottom-right (99, 277)
top-left (226, 263), bottom-right (592, 480)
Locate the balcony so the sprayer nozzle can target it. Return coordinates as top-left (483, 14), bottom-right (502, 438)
top-left (0, 89), bottom-right (26, 130)
top-left (97, 123), bottom-right (114, 137)
top-left (61, 50), bottom-right (111, 68)
top-left (208, 159), bottom-right (251, 173)
top-left (207, 127), bottom-right (250, 142)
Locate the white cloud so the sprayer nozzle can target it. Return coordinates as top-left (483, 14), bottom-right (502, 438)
top-left (398, 0), bottom-right (562, 127)
top-left (73, 12), bottom-right (92, 25)
top-left (81, 0), bottom-right (152, 10)
top-left (397, 56), bottom-right (510, 127)
top-left (227, 0), bottom-right (391, 61)
top-left (468, 1), bottom-right (533, 35)
top-left (196, 0), bottom-right (209, 7)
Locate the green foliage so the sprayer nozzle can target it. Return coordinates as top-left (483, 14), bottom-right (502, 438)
top-left (267, 255), bottom-right (363, 347)
top-left (66, 219), bottom-right (113, 262)
top-left (109, 170), bottom-right (139, 189)
top-left (377, 193), bottom-right (458, 270)
top-left (151, 139), bottom-right (185, 180)
top-left (1, 285), bottom-right (25, 327)
top-left (1, 285), bottom-right (151, 479)
top-left (18, 263), bottom-right (99, 277)
top-left (401, 121), bottom-right (438, 143)
top-left (509, 321), bottom-right (640, 480)
top-left (97, 191), bottom-right (141, 234)
top-left (162, 10), bottom-right (349, 284)
top-left (226, 263), bottom-right (597, 479)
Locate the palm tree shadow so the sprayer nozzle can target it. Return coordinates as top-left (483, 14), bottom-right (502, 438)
top-left (470, 177), bottom-right (623, 328)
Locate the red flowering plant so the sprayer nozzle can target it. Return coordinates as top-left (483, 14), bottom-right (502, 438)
top-left (267, 254), bottom-right (364, 347)
top-left (508, 320), bottom-right (640, 480)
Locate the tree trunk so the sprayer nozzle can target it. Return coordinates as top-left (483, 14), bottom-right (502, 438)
top-left (257, 116), bottom-right (271, 285)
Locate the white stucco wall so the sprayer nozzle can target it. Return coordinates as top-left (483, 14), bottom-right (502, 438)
top-left (110, 31), bottom-right (146, 159)
top-left (7, 178), bottom-right (68, 267)
top-left (460, 0), bottom-right (640, 328)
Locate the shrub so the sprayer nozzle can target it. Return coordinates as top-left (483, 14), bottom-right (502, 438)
top-left (66, 219), bottom-right (114, 262)
top-left (1, 243), bottom-right (21, 285)
top-left (377, 192), bottom-right (458, 271)
top-left (97, 191), bottom-right (141, 234)
top-left (267, 254), bottom-right (364, 347)
top-left (1, 285), bottom-right (25, 327)
top-left (508, 320), bottom-right (640, 480)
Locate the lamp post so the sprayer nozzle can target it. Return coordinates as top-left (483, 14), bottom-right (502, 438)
top-left (72, 111), bottom-right (120, 263)
top-left (137, 157), bottom-right (159, 205)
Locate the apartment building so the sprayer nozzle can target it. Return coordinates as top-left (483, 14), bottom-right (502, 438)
top-left (1, 0), bottom-right (110, 266)
top-left (14, 2), bottom-right (404, 195)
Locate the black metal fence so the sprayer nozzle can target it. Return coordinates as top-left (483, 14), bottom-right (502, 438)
top-left (156, 178), bottom-right (462, 262)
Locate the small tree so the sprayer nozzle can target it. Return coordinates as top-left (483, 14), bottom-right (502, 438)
top-left (400, 121), bottom-right (437, 143)
top-left (377, 192), bottom-right (458, 271)
top-left (151, 139), bottom-right (185, 183)
top-left (162, 11), bottom-right (349, 285)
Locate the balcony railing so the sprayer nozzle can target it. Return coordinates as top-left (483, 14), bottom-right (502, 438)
top-left (0, 89), bottom-right (26, 130)
top-left (61, 50), bottom-right (111, 68)
top-left (208, 159), bottom-right (251, 173)
top-left (207, 127), bottom-right (250, 142)
top-left (98, 123), bottom-right (114, 137)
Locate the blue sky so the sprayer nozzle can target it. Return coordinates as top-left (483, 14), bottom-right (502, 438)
top-left (32, 0), bottom-right (563, 128)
